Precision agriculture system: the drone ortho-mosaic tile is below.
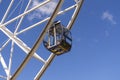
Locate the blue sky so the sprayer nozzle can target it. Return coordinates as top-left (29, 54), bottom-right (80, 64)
top-left (0, 0), bottom-right (120, 80)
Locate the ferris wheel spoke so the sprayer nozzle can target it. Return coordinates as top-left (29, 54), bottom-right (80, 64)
top-left (14, 0), bottom-right (32, 34)
top-left (3, 0), bottom-right (51, 26)
top-left (1, 0), bottom-right (14, 24)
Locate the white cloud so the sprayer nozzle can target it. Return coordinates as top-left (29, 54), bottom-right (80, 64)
top-left (102, 11), bottom-right (116, 24)
top-left (28, 0), bottom-right (57, 21)
top-left (27, 12), bottom-right (42, 21)
top-left (0, 0), bottom-right (2, 3)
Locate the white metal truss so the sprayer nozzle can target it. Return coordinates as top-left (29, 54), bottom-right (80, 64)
top-left (0, 0), bottom-right (84, 80)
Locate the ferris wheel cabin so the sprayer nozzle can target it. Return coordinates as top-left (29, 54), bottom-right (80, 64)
top-left (43, 21), bottom-right (72, 55)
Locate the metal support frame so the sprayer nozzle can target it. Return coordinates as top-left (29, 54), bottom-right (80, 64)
top-left (0, 0), bottom-right (84, 80)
